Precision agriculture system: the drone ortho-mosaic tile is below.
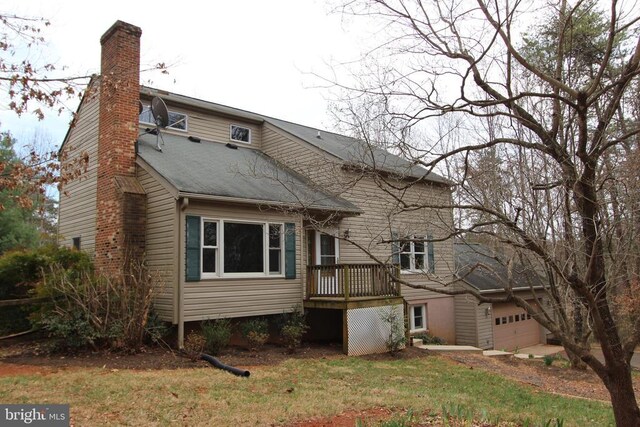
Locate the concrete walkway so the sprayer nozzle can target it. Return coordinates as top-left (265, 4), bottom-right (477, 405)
top-left (482, 344), bottom-right (564, 359)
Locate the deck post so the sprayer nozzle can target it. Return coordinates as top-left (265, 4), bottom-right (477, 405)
top-left (344, 264), bottom-right (350, 301)
top-left (395, 264), bottom-right (402, 296)
top-left (342, 308), bottom-right (349, 354)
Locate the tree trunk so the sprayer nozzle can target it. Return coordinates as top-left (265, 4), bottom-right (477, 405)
top-left (603, 363), bottom-right (640, 427)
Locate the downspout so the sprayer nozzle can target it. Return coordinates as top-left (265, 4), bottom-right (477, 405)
top-left (177, 196), bottom-right (189, 349)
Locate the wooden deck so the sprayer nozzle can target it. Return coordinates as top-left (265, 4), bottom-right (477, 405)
top-left (304, 263), bottom-right (402, 309)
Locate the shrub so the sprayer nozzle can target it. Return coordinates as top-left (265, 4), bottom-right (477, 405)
top-left (241, 317), bottom-right (269, 352)
top-left (278, 309), bottom-right (309, 353)
top-left (543, 354), bottom-right (555, 366)
top-left (201, 318), bottom-right (232, 355)
top-left (413, 332), bottom-right (446, 345)
top-left (184, 330), bottom-right (206, 361)
top-left (380, 304), bottom-right (406, 354)
top-left (0, 246), bottom-right (91, 335)
top-left (36, 261), bottom-right (159, 351)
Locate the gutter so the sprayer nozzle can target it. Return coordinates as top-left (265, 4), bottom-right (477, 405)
top-left (177, 191), bottom-right (362, 215)
top-left (455, 274), bottom-right (545, 294)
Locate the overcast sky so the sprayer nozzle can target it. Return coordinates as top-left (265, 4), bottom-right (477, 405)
top-left (0, 0), bottom-right (367, 148)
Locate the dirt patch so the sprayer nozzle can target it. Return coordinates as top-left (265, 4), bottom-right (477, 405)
top-left (443, 352), bottom-right (632, 403)
top-left (0, 335), bottom-right (346, 373)
top-left (287, 407), bottom-right (395, 427)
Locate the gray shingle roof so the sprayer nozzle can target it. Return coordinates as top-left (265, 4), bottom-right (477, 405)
top-left (454, 242), bottom-right (545, 292)
top-left (140, 86), bottom-right (449, 185)
top-left (137, 131), bottom-right (361, 213)
top-left (266, 117), bottom-right (450, 184)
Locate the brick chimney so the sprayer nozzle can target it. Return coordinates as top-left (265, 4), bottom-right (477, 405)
top-left (95, 21), bottom-right (146, 275)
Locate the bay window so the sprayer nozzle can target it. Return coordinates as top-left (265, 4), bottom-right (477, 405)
top-left (201, 219), bottom-right (284, 278)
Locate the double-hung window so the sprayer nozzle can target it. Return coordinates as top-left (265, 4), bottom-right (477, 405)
top-left (410, 304), bottom-right (427, 332)
top-left (201, 219), bottom-right (284, 278)
top-left (400, 235), bottom-right (427, 272)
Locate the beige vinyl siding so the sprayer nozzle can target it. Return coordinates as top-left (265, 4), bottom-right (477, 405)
top-left (137, 167), bottom-right (178, 323)
top-left (139, 101), bottom-right (263, 149)
top-left (454, 292), bottom-right (479, 346)
top-left (181, 201), bottom-right (303, 322)
top-left (454, 291), bottom-right (493, 349)
top-left (58, 91), bottom-right (100, 254)
top-left (263, 124), bottom-right (456, 303)
top-left (476, 302), bottom-right (494, 349)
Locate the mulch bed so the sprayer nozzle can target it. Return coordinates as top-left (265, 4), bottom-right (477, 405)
top-left (0, 334), bottom-right (346, 373)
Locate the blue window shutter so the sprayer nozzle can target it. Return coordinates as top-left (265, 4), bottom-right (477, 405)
top-left (391, 231), bottom-right (399, 265)
top-left (427, 234), bottom-right (435, 274)
top-left (285, 223), bottom-right (296, 279)
top-left (186, 216), bottom-right (201, 281)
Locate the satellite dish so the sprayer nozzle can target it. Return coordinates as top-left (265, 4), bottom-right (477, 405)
top-left (138, 100), bottom-right (144, 115)
top-left (151, 96), bottom-right (169, 128)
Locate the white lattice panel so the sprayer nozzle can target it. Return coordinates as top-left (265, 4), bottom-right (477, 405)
top-left (346, 304), bottom-right (404, 356)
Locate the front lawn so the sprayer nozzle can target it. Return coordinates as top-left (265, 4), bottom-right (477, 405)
top-left (0, 353), bottom-right (613, 426)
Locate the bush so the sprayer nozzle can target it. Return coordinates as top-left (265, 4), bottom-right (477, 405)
top-left (184, 330), bottom-right (206, 361)
top-left (413, 332), bottom-right (446, 345)
top-left (278, 309), bottom-right (309, 353)
top-left (241, 317), bottom-right (269, 351)
top-left (201, 318), bottom-right (232, 355)
top-left (380, 304), bottom-right (406, 354)
top-left (36, 261), bottom-right (159, 351)
top-left (0, 246), bottom-right (91, 335)
top-left (0, 245), bottom-right (91, 299)
top-left (543, 354), bottom-right (555, 366)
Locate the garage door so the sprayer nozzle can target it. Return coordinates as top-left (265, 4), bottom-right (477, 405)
top-left (493, 302), bottom-right (540, 351)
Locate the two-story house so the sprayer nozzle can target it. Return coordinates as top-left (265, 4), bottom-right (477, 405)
top-left (58, 20), bottom-right (456, 355)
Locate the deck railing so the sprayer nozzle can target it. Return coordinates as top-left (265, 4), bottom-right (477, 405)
top-left (306, 263), bottom-right (400, 300)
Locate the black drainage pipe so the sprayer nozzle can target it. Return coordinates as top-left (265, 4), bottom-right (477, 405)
top-left (200, 354), bottom-right (250, 377)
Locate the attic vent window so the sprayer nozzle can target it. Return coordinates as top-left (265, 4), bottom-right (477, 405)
top-left (230, 124), bottom-right (251, 144)
top-left (140, 105), bottom-right (188, 131)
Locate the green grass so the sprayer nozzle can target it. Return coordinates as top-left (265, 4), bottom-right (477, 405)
top-left (0, 355), bottom-right (613, 426)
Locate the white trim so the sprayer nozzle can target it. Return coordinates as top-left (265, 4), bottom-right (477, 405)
top-left (230, 124), bottom-right (252, 144)
top-left (400, 235), bottom-right (428, 273)
top-left (410, 304), bottom-right (427, 333)
top-left (314, 230), bottom-right (339, 265)
top-left (200, 217), bottom-right (284, 279)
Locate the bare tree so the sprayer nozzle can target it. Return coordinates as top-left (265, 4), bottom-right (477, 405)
top-left (318, 0), bottom-right (640, 424)
top-left (0, 13), bottom-right (167, 212)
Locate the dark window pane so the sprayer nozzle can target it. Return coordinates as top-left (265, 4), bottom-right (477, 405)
top-left (269, 249), bottom-right (281, 273)
top-left (269, 224), bottom-right (281, 248)
top-left (168, 112), bottom-right (186, 130)
top-left (508, 315), bottom-right (513, 323)
top-left (400, 241), bottom-right (410, 253)
top-left (224, 222), bottom-right (264, 273)
top-left (231, 125), bottom-right (250, 142)
top-left (495, 318), bottom-right (500, 325)
top-left (320, 234), bottom-right (335, 256)
top-left (413, 306), bottom-right (423, 329)
top-left (415, 254), bottom-right (425, 269)
top-left (400, 253), bottom-right (411, 270)
top-left (204, 222), bottom-right (217, 246)
top-left (414, 240), bottom-right (425, 253)
top-left (139, 107), bottom-right (153, 123)
top-left (203, 248), bottom-right (216, 273)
